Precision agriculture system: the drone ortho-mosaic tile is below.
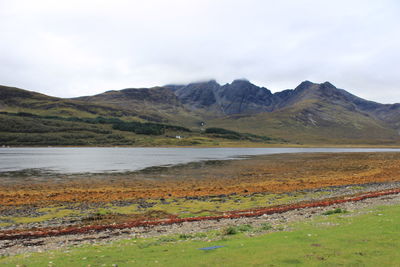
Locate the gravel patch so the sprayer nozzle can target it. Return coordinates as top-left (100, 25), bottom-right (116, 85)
top-left (1, 190), bottom-right (399, 256)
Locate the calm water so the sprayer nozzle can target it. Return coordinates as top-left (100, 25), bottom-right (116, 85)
top-left (0, 147), bottom-right (400, 174)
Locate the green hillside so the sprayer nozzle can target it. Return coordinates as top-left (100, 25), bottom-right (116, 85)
top-left (208, 102), bottom-right (400, 145)
top-left (1, 81), bottom-right (400, 146)
top-left (0, 112), bottom-right (278, 146)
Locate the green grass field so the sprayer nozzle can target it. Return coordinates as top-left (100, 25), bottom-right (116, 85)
top-left (2, 203), bottom-right (399, 266)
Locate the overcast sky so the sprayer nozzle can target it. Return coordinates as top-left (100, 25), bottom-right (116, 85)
top-left (1, 0), bottom-right (400, 103)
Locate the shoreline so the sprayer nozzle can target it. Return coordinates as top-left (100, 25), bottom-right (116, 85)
top-left (2, 152), bottom-right (400, 256)
top-left (2, 144), bottom-right (400, 148)
top-left (1, 186), bottom-right (399, 256)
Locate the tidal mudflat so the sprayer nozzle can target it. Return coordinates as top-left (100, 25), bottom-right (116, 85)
top-left (1, 152), bottom-right (400, 227)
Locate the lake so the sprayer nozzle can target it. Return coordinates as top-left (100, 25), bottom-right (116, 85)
top-left (1, 147), bottom-right (400, 174)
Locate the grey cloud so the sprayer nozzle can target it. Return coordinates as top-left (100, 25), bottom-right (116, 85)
top-left (0, 0), bottom-right (399, 103)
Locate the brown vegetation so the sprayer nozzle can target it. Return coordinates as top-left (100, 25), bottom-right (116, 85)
top-left (1, 153), bottom-right (400, 207)
top-left (1, 188), bottom-right (399, 241)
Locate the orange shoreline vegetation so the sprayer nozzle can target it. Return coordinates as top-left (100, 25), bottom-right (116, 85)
top-left (3, 188), bottom-right (400, 240)
top-left (1, 152), bottom-right (400, 206)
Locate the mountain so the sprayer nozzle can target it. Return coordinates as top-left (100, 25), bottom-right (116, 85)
top-left (0, 85), bottom-right (130, 117)
top-left (74, 86), bottom-right (200, 123)
top-left (205, 81), bottom-right (400, 144)
top-left (173, 79), bottom-right (400, 120)
top-left (174, 79), bottom-right (275, 115)
top-left (1, 80), bottom-right (400, 145)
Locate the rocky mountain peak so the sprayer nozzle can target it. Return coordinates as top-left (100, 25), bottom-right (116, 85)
top-left (230, 78), bottom-right (250, 85)
top-left (296, 80), bottom-right (315, 89)
top-left (173, 80), bottom-right (220, 109)
top-left (295, 80), bottom-right (337, 91)
top-left (292, 80), bottom-right (340, 96)
top-left (322, 81), bottom-right (335, 88)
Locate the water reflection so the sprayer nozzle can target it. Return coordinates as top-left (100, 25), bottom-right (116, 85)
top-left (0, 147), bottom-right (399, 174)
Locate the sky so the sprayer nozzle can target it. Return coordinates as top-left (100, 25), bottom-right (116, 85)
top-left (1, 0), bottom-right (400, 103)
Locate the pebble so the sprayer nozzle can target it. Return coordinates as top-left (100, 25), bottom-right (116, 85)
top-left (1, 183), bottom-right (400, 256)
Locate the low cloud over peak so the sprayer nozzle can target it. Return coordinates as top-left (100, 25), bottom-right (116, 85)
top-left (1, 0), bottom-right (400, 103)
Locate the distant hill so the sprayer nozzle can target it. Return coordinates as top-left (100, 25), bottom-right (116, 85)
top-left (0, 85), bottom-right (130, 118)
top-left (1, 79), bottom-right (400, 145)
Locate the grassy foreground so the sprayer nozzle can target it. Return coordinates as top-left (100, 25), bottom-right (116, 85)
top-left (2, 204), bottom-right (400, 266)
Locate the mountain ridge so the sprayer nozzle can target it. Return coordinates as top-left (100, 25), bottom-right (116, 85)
top-left (1, 79), bottom-right (400, 145)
